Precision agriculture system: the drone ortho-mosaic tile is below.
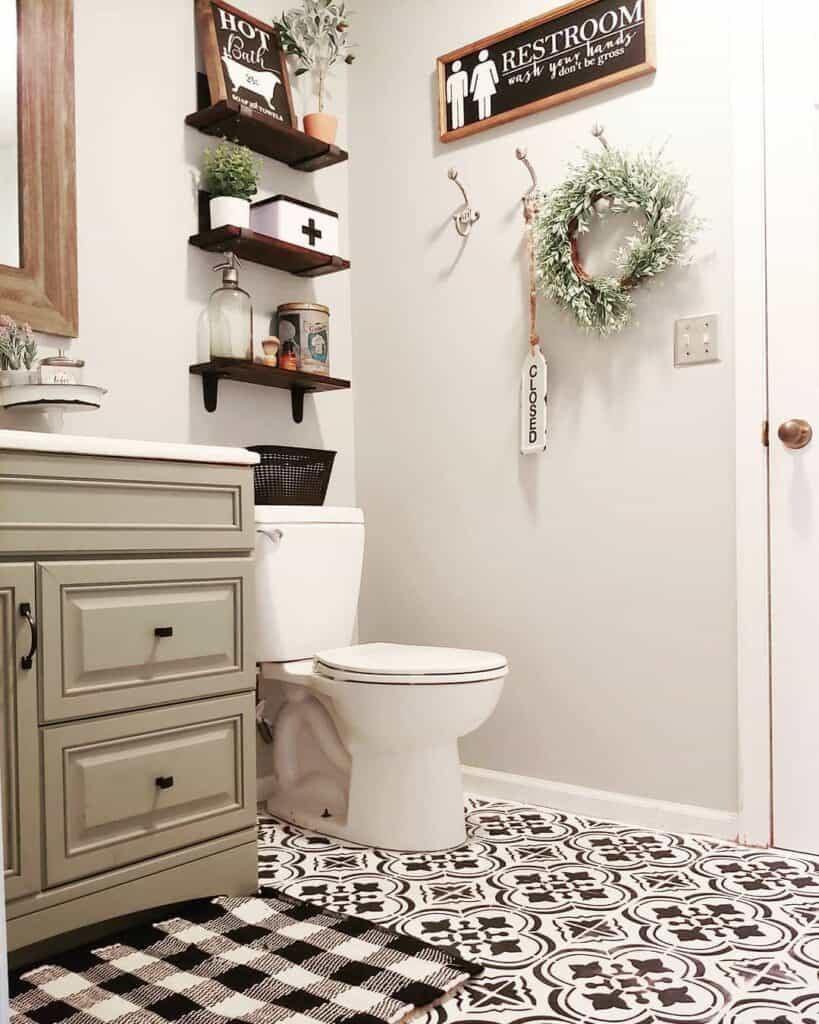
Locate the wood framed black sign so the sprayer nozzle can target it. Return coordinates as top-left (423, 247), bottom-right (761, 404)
top-left (196, 0), bottom-right (295, 128)
top-left (437, 0), bottom-right (655, 143)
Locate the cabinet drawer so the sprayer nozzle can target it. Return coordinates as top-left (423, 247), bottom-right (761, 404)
top-left (0, 451), bottom-right (253, 554)
top-left (43, 695), bottom-right (255, 887)
top-left (40, 559), bottom-right (255, 722)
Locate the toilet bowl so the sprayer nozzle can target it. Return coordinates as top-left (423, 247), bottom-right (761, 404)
top-left (262, 643), bottom-right (507, 850)
top-left (255, 506), bottom-right (508, 851)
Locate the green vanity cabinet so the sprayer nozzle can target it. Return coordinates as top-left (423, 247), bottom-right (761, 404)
top-left (0, 564), bottom-right (41, 903)
top-left (0, 442), bottom-right (260, 957)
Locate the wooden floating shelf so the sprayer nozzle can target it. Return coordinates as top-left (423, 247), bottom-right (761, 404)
top-left (190, 359), bottom-right (351, 423)
top-left (189, 225), bottom-right (350, 278)
top-left (186, 97), bottom-right (348, 172)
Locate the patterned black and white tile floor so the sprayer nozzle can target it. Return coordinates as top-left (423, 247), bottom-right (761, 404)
top-left (258, 796), bottom-right (819, 1023)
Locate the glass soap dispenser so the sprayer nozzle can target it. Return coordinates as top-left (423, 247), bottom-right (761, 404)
top-left (208, 252), bottom-right (253, 361)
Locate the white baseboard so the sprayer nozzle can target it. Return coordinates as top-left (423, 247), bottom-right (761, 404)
top-left (463, 765), bottom-right (740, 842)
top-left (258, 766), bottom-right (740, 842)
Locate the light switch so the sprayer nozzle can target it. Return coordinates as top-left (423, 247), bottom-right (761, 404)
top-left (674, 314), bottom-right (719, 366)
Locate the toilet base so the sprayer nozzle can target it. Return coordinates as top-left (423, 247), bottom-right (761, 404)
top-left (260, 657), bottom-right (505, 852)
top-left (266, 740), bottom-right (467, 852)
top-left (346, 741), bottom-right (467, 851)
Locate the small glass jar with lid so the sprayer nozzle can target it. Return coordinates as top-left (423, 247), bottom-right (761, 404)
top-left (38, 350), bottom-right (84, 385)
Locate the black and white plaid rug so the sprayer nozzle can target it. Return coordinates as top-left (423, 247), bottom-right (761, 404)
top-left (10, 890), bottom-right (482, 1024)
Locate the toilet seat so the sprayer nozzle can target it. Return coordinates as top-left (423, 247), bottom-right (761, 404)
top-left (313, 642), bottom-right (508, 685)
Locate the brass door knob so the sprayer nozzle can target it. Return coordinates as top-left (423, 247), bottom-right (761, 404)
top-left (778, 419), bottom-right (813, 449)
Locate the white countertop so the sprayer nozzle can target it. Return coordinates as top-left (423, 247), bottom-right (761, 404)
top-left (0, 430), bottom-right (260, 466)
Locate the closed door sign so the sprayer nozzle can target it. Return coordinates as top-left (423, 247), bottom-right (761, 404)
top-left (196, 0), bottom-right (295, 127)
top-left (521, 348), bottom-right (547, 454)
top-left (437, 0), bottom-right (656, 143)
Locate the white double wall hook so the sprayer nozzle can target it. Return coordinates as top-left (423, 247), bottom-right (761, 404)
top-left (515, 147), bottom-right (539, 213)
top-left (448, 168), bottom-right (480, 237)
top-left (591, 122), bottom-right (610, 150)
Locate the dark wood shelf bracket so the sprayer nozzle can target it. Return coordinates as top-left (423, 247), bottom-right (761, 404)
top-left (186, 77), bottom-right (349, 173)
top-left (198, 368), bottom-right (306, 421)
top-left (190, 359), bottom-right (350, 424)
top-left (291, 389), bottom-right (306, 424)
top-left (201, 371), bottom-right (220, 413)
top-left (190, 221), bottom-right (350, 279)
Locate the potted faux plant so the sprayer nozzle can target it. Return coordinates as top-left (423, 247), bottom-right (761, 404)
top-left (201, 140), bottom-right (262, 230)
top-left (0, 315), bottom-right (37, 387)
top-left (274, 0), bottom-right (355, 145)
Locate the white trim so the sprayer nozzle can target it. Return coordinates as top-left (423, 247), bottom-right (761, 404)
top-left (463, 765), bottom-right (740, 841)
top-left (731, 0), bottom-right (772, 848)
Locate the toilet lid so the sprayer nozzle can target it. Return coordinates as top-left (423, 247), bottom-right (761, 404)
top-left (313, 642), bottom-right (508, 685)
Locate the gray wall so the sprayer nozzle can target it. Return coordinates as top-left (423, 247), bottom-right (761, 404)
top-left (350, 0), bottom-right (738, 812)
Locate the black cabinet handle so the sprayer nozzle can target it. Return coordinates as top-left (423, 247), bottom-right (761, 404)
top-left (154, 627), bottom-right (173, 638)
top-left (19, 602), bottom-right (37, 671)
top-left (155, 776), bottom-right (175, 790)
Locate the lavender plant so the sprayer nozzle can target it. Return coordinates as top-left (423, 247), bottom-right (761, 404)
top-left (0, 315), bottom-right (37, 370)
top-left (274, 0), bottom-right (355, 113)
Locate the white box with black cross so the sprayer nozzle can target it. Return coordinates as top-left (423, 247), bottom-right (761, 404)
top-left (250, 195), bottom-right (340, 256)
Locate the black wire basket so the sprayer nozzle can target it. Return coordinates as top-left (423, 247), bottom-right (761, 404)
top-left (247, 445), bottom-right (336, 506)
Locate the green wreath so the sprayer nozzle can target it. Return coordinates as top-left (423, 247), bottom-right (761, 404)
top-left (533, 143), bottom-right (701, 335)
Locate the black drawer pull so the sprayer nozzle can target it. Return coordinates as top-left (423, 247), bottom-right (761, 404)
top-left (154, 626), bottom-right (174, 638)
top-left (156, 776), bottom-right (175, 790)
top-left (19, 602), bottom-right (37, 671)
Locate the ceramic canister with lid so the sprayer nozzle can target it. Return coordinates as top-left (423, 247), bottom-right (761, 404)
top-left (276, 303), bottom-right (330, 375)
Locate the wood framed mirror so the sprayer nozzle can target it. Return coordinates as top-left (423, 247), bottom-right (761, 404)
top-left (0, 0), bottom-right (78, 337)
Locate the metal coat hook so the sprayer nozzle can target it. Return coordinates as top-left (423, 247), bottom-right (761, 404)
top-left (448, 168), bottom-right (480, 237)
top-left (591, 122), bottom-right (610, 150)
top-left (515, 147), bottom-right (539, 210)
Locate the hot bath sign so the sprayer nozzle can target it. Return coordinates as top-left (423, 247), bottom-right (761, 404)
top-left (196, 0), bottom-right (295, 127)
top-left (437, 0), bottom-right (656, 143)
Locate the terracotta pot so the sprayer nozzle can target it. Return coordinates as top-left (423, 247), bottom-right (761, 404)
top-left (303, 112), bottom-right (338, 145)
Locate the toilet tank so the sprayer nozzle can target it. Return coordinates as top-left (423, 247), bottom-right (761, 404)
top-left (255, 505), bottom-right (365, 662)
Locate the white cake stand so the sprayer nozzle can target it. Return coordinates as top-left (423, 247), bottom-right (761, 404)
top-left (0, 384), bottom-right (107, 412)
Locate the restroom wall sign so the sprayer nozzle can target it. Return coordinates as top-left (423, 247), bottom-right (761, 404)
top-left (196, 0), bottom-right (295, 127)
top-left (436, 0), bottom-right (656, 143)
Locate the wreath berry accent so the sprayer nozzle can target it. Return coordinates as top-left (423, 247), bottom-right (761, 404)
top-left (533, 142), bottom-right (701, 335)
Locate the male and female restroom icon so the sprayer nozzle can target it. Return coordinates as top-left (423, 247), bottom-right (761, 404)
top-left (446, 49), bottom-right (500, 128)
top-left (255, 504), bottom-right (508, 852)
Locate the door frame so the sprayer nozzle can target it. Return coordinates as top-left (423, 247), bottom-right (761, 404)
top-left (733, 0), bottom-right (772, 848)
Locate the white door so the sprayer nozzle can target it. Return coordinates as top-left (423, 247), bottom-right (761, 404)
top-left (766, 6), bottom-right (819, 853)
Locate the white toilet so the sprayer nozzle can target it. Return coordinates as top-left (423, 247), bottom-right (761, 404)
top-left (255, 505), bottom-right (508, 851)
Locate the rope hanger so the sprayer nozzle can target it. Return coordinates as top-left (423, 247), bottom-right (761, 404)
top-left (516, 147), bottom-right (541, 355)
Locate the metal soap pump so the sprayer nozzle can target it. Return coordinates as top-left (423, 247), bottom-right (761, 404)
top-left (208, 252), bottom-right (253, 361)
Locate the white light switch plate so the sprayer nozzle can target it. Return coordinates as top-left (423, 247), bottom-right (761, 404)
top-left (674, 314), bottom-right (719, 366)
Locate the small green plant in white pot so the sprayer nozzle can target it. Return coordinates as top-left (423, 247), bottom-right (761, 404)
top-left (0, 315), bottom-right (37, 387)
top-left (201, 141), bottom-right (262, 230)
top-left (274, 0), bottom-right (355, 145)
